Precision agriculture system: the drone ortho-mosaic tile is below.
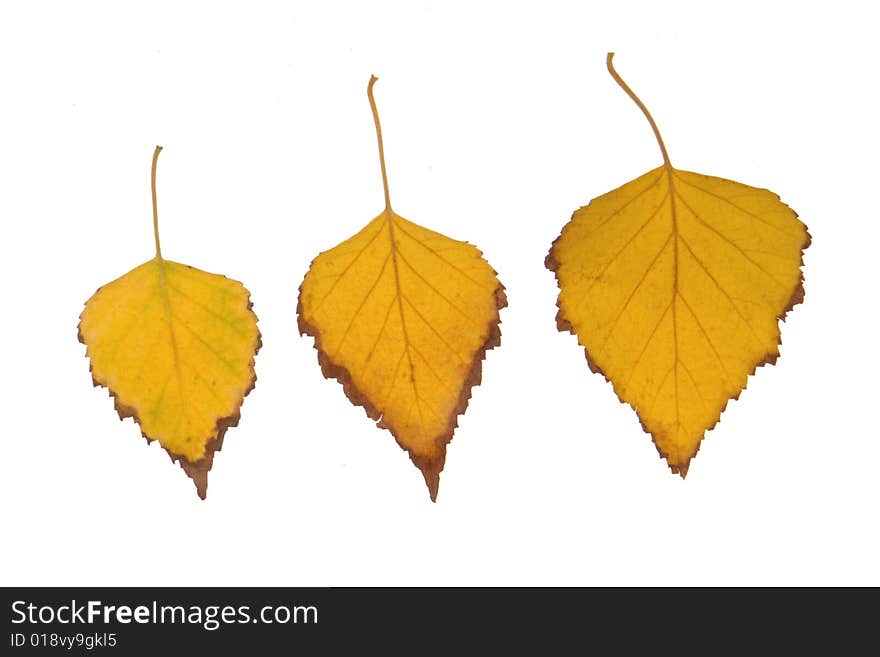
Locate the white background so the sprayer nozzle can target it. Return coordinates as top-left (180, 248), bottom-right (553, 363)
top-left (1, 1), bottom-right (877, 586)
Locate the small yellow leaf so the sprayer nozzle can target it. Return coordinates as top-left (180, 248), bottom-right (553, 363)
top-left (298, 77), bottom-right (506, 501)
top-left (78, 147), bottom-right (260, 498)
top-left (547, 55), bottom-right (810, 476)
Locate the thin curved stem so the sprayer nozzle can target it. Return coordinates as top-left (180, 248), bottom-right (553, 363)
top-left (151, 145), bottom-right (164, 259)
top-left (606, 53), bottom-right (672, 170)
top-left (367, 76), bottom-right (392, 212)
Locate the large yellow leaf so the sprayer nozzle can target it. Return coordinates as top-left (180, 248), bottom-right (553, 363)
top-left (546, 55), bottom-right (810, 476)
top-left (78, 147), bottom-right (260, 498)
top-left (298, 77), bottom-right (506, 501)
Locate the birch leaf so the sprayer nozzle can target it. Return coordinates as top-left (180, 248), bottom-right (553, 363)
top-left (546, 54), bottom-right (810, 476)
top-left (78, 147), bottom-right (261, 498)
top-left (298, 77), bottom-right (506, 501)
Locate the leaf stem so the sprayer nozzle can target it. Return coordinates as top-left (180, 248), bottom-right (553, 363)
top-left (151, 145), bottom-right (164, 259)
top-left (606, 53), bottom-right (672, 170)
top-left (367, 76), bottom-right (392, 213)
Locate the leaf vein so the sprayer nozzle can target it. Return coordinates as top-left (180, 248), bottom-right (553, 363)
top-left (673, 172), bottom-right (799, 238)
top-left (408, 341), bottom-right (457, 395)
top-left (167, 283), bottom-right (248, 337)
top-left (581, 170), bottom-right (664, 237)
top-left (392, 219), bottom-right (490, 290)
top-left (401, 294), bottom-right (468, 365)
top-left (312, 220), bottom-right (385, 312)
top-left (675, 191), bottom-right (788, 290)
top-left (578, 191), bottom-right (669, 291)
top-left (620, 299), bottom-right (673, 393)
top-left (678, 360), bottom-right (709, 412)
top-left (677, 234), bottom-right (764, 346)
top-left (169, 312), bottom-right (241, 374)
top-left (330, 251), bottom-right (393, 359)
top-left (595, 231), bottom-right (674, 356)
top-left (395, 249), bottom-right (482, 329)
top-left (676, 288), bottom-right (732, 384)
top-left (361, 292), bottom-right (399, 375)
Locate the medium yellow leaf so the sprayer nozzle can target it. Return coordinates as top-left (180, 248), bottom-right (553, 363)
top-left (546, 54), bottom-right (810, 476)
top-left (298, 77), bottom-right (506, 501)
top-left (78, 147), bottom-right (260, 498)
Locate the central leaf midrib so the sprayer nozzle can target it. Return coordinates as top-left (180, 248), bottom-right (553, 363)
top-left (156, 257), bottom-right (189, 433)
top-left (665, 165), bottom-right (682, 453)
top-left (385, 212), bottom-right (420, 423)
